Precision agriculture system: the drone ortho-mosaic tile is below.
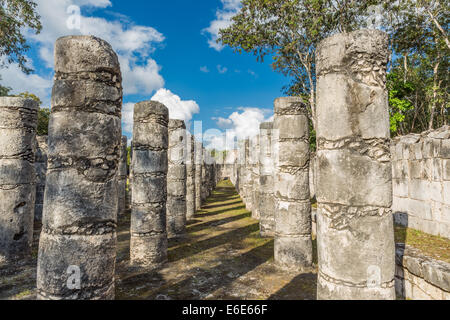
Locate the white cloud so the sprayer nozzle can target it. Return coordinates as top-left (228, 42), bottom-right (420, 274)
top-left (151, 88), bottom-right (200, 124)
top-left (200, 66), bottom-right (210, 73)
top-left (121, 89), bottom-right (201, 136)
top-left (248, 69), bottom-right (257, 78)
top-left (122, 102), bottom-right (135, 134)
top-left (209, 107), bottom-right (273, 151)
top-left (217, 65), bottom-right (228, 74)
top-left (0, 58), bottom-right (52, 106)
top-left (119, 56), bottom-right (164, 95)
top-left (202, 0), bottom-right (241, 51)
top-left (4, 0), bottom-right (166, 102)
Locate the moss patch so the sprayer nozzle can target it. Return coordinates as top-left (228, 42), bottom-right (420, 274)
top-left (394, 225), bottom-right (450, 263)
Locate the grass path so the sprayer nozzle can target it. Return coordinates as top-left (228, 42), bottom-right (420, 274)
top-left (115, 179), bottom-right (317, 300)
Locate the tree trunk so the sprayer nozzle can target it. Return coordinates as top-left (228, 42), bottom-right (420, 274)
top-left (428, 61), bottom-right (440, 130)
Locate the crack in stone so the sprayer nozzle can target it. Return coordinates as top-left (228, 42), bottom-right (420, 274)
top-left (319, 270), bottom-right (395, 289)
top-left (318, 203), bottom-right (391, 231)
top-left (42, 221), bottom-right (117, 236)
top-left (317, 137), bottom-right (391, 163)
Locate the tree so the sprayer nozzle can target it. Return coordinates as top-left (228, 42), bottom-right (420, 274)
top-left (17, 91), bottom-right (50, 136)
top-left (384, 0), bottom-right (449, 130)
top-left (218, 0), bottom-right (379, 128)
top-left (0, 0), bottom-right (42, 73)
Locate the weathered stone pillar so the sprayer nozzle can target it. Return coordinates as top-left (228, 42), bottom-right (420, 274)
top-left (259, 122), bottom-right (275, 237)
top-left (243, 139), bottom-right (253, 211)
top-left (251, 134), bottom-right (260, 219)
top-left (130, 101), bottom-right (168, 268)
top-left (201, 147), bottom-right (207, 201)
top-left (35, 135), bottom-right (48, 223)
top-left (315, 30), bottom-right (395, 300)
top-left (273, 97), bottom-right (312, 270)
top-left (186, 134), bottom-right (196, 220)
top-left (0, 97), bottom-right (38, 266)
top-left (194, 141), bottom-right (203, 209)
top-left (37, 36), bottom-right (122, 299)
top-left (118, 136), bottom-right (128, 216)
top-left (237, 140), bottom-right (245, 197)
top-left (167, 120), bottom-right (187, 237)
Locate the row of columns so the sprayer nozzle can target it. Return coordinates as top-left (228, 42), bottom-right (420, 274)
top-left (0, 29), bottom-right (395, 300)
top-left (226, 29), bottom-right (395, 300)
top-left (0, 35), bottom-right (217, 299)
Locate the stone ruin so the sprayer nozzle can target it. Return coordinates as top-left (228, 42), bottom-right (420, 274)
top-left (167, 119), bottom-right (187, 237)
top-left (37, 35), bottom-right (123, 299)
top-left (118, 135), bottom-right (128, 217)
top-left (315, 29), bottom-right (394, 299)
top-left (1, 30), bottom-right (448, 301)
top-left (130, 101), bottom-right (169, 269)
top-left (34, 135), bottom-right (48, 222)
top-left (0, 97), bottom-right (38, 265)
top-left (186, 134), bottom-right (196, 221)
top-left (273, 97), bottom-right (312, 270)
top-left (391, 126), bottom-right (450, 238)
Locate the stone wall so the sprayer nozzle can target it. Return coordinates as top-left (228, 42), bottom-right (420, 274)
top-left (391, 126), bottom-right (450, 239)
top-left (395, 243), bottom-right (450, 300)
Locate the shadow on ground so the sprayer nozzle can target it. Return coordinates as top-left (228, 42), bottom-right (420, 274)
top-left (115, 180), bottom-right (318, 300)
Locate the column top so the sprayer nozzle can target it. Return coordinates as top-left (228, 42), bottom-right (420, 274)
top-left (0, 97), bottom-right (39, 111)
top-left (55, 35), bottom-right (121, 75)
top-left (260, 122), bottom-right (273, 130)
top-left (316, 29), bottom-right (389, 77)
top-left (134, 100), bottom-right (169, 123)
top-left (274, 97), bottom-right (308, 116)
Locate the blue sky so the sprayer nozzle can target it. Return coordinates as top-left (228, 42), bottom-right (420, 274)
top-left (0, 0), bottom-right (290, 149)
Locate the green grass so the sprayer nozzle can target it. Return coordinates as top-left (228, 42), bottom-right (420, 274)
top-left (394, 225), bottom-right (450, 263)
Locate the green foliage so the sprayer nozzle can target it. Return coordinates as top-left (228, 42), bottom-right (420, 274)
top-left (387, 71), bottom-right (414, 135)
top-left (16, 91), bottom-right (50, 136)
top-left (17, 91), bottom-right (41, 104)
top-left (127, 146), bottom-right (131, 167)
top-left (36, 108), bottom-right (50, 136)
top-left (0, 0), bottom-right (42, 73)
top-left (219, 0), bottom-right (449, 137)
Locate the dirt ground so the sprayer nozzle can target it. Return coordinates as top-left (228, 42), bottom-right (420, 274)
top-left (0, 179), bottom-right (317, 300)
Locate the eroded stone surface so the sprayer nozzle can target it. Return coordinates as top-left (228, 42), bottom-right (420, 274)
top-left (0, 97), bottom-right (38, 266)
top-left (259, 122), bottom-right (275, 237)
top-left (130, 101), bottom-right (168, 269)
top-left (186, 134), bottom-right (196, 220)
top-left (316, 29), bottom-right (395, 300)
top-left (273, 97), bottom-right (312, 271)
top-left (37, 36), bottom-right (122, 300)
top-left (34, 135), bottom-right (48, 222)
top-left (167, 120), bottom-right (187, 237)
top-left (118, 136), bottom-right (128, 216)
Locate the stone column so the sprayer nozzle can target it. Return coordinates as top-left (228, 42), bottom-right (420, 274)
top-left (37, 36), bottom-right (122, 299)
top-left (167, 120), bottom-right (187, 237)
top-left (194, 141), bottom-right (203, 209)
top-left (237, 140), bottom-right (245, 197)
top-left (315, 30), bottom-right (395, 300)
top-left (273, 97), bottom-right (312, 270)
top-left (130, 101), bottom-right (168, 268)
top-left (0, 97), bottom-right (38, 266)
top-left (243, 139), bottom-right (253, 210)
top-left (186, 134), bottom-right (196, 220)
top-left (118, 136), bottom-right (128, 216)
top-left (201, 147), bottom-right (207, 201)
top-left (35, 135), bottom-right (48, 223)
top-left (259, 122), bottom-right (275, 237)
top-left (251, 134), bottom-right (260, 220)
